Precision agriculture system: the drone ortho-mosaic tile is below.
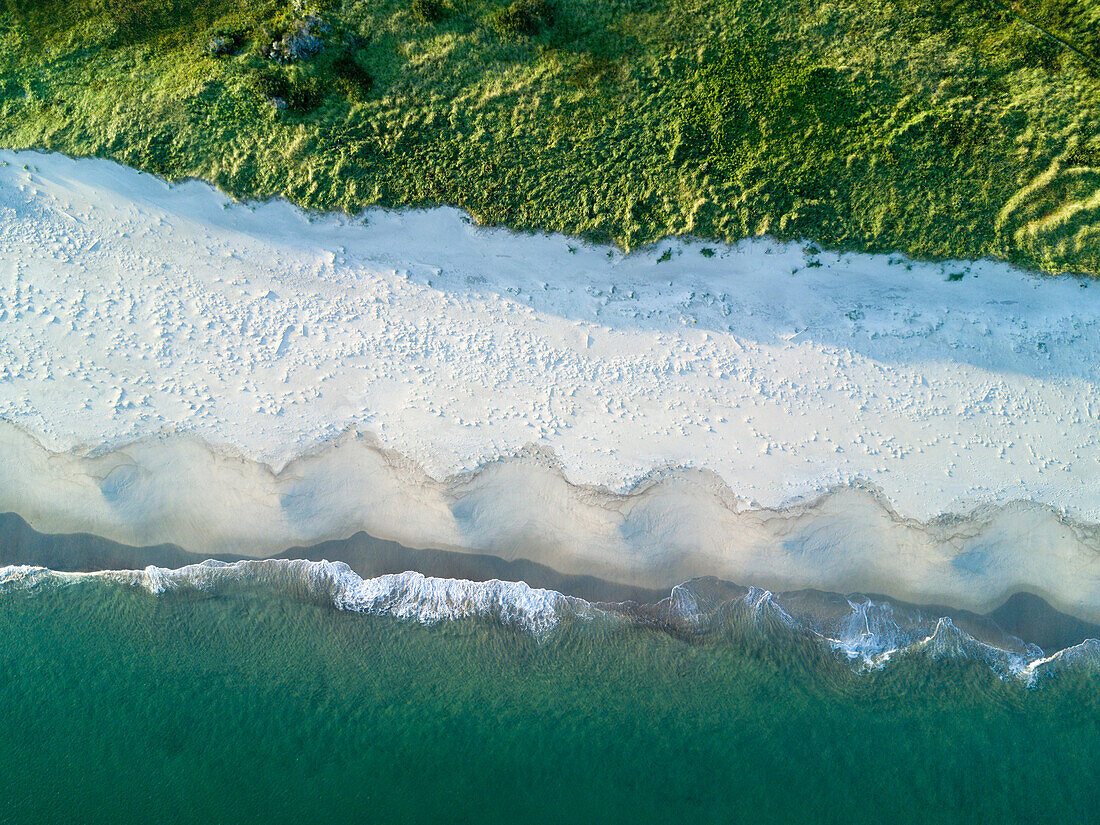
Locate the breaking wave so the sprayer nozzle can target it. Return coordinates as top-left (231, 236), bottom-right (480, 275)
top-left (2, 559), bottom-right (1095, 684)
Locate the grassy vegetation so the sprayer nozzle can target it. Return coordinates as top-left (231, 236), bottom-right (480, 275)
top-left (1, 0), bottom-right (1098, 273)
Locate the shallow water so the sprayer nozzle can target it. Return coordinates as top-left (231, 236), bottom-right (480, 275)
top-left (1, 563), bottom-right (1097, 824)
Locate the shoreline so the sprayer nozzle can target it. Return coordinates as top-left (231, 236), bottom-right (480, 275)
top-left (3, 511), bottom-right (1098, 656)
top-left (4, 422), bottom-right (1100, 623)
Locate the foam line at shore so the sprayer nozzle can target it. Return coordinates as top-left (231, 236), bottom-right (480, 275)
top-left (1, 560), bottom-right (1096, 682)
top-left (2, 150), bottom-right (1099, 525)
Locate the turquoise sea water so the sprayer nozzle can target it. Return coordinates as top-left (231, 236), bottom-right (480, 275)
top-left (1, 563), bottom-right (1097, 825)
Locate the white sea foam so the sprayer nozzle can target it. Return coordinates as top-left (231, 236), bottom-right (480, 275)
top-left (330, 568), bottom-right (588, 634)
top-left (0, 560), bottom-right (587, 637)
top-left (3, 561), bottom-right (1089, 681)
top-left (1022, 639), bottom-right (1100, 679)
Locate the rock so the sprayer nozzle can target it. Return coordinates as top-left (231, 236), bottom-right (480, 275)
top-left (269, 15), bottom-right (326, 63)
top-left (206, 36), bottom-right (234, 56)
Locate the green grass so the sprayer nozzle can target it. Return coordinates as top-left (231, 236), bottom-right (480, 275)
top-left (1, 0), bottom-right (1099, 273)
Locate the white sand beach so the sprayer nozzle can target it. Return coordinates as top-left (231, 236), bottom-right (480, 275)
top-left (1, 150), bottom-right (1098, 619)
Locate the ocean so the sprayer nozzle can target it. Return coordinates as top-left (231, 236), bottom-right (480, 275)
top-left (1, 560), bottom-right (1096, 824)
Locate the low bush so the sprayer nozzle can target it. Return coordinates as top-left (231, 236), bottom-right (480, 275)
top-left (490, 0), bottom-right (553, 37)
top-left (411, 0), bottom-right (450, 24)
top-left (205, 27), bottom-right (248, 56)
top-left (285, 77), bottom-right (321, 113)
top-left (332, 53), bottom-right (374, 99)
top-left (247, 67), bottom-right (289, 100)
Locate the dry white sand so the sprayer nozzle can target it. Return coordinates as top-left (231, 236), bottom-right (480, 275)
top-left (1, 150), bottom-right (1098, 619)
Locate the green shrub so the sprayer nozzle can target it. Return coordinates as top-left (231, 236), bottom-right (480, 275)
top-left (332, 53), bottom-right (374, 99)
top-left (205, 27), bottom-right (248, 56)
top-left (286, 78), bottom-right (321, 113)
top-left (411, 0), bottom-right (450, 24)
top-left (247, 67), bottom-right (289, 101)
top-left (490, 0), bottom-right (554, 37)
top-left (247, 68), bottom-right (318, 114)
top-left (1008, 30), bottom-right (1063, 72)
